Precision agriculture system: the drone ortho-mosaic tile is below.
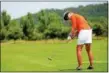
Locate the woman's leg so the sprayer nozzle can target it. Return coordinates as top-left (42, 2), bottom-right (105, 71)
top-left (85, 44), bottom-right (94, 67)
top-left (76, 45), bottom-right (83, 67)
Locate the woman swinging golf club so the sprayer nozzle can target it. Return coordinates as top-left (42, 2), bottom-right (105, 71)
top-left (64, 12), bottom-right (94, 70)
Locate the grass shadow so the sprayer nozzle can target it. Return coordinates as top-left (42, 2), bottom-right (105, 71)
top-left (59, 69), bottom-right (79, 72)
top-left (59, 68), bottom-right (95, 72)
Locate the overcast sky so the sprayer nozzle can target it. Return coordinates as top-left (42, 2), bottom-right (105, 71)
top-left (1, 2), bottom-right (106, 19)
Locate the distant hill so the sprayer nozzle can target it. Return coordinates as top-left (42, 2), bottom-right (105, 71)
top-left (15, 3), bottom-right (108, 26)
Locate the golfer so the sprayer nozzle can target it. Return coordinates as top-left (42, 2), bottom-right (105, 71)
top-left (64, 12), bottom-right (94, 70)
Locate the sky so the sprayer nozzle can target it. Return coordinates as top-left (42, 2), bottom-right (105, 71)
top-left (1, 2), bottom-right (106, 19)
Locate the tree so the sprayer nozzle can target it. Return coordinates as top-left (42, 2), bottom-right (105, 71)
top-left (93, 24), bottom-right (103, 39)
top-left (37, 10), bottom-right (50, 32)
top-left (8, 20), bottom-right (23, 43)
top-left (99, 17), bottom-right (108, 36)
top-left (0, 27), bottom-right (7, 41)
top-left (21, 12), bottom-right (35, 40)
top-left (37, 10), bottom-right (65, 39)
top-left (0, 10), bottom-right (11, 41)
top-left (1, 10), bottom-right (11, 28)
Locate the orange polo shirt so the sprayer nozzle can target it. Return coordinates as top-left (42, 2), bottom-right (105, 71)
top-left (70, 13), bottom-right (90, 33)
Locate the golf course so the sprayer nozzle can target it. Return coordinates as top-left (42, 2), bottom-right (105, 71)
top-left (1, 38), bottom-right (108, 72)
top-left (1, 2), bottom-right (108, 72)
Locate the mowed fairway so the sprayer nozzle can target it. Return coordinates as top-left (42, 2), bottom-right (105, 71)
top-left (1, 38), bottom-right (108, 72)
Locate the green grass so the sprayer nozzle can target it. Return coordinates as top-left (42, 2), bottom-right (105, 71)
top-left (1, 38), bottom-right (108, 72)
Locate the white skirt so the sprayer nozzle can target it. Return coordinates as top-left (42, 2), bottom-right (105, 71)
top-left (78, 29), bottom-right (92, 45)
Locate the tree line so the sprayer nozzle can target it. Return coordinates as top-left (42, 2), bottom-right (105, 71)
top-left (0, 3), bottom-right (108, 41)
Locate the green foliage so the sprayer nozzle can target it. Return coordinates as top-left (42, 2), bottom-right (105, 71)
top-left (7, 20), bottom-right (23, 41)
top-left (1, 10), bottom-right (11, 27)
top-left (45, 23), bottom-right (61, 39)
top-left (61, 26), bottom-right (71, 39)
top-left (0, 11), bottom-right (11, 41)
top-left (21, 12), bottom-right (36, 40)
top-left (36, 10), bottom-right (69, 39)
top-left (0, 27), bottom-right (7, 40)
top-left (36, 10), bottom-right (49, 32)
top-left (93, 24), bottom-right (103, 36)
top-left (89, 16), bottom-right (108, 36)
